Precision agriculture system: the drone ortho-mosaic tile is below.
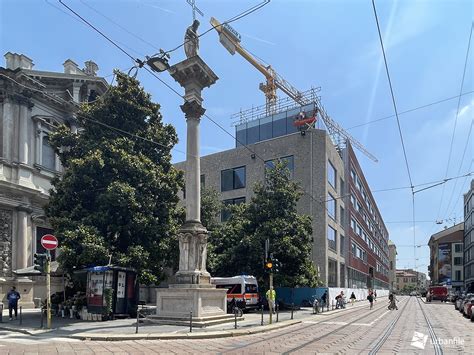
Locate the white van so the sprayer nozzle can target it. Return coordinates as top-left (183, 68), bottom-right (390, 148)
top-left (211, 275), bottom-right (259, 311)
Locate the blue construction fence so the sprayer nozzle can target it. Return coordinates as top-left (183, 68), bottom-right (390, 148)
top-left (275, 287), bottom-right (328, 306)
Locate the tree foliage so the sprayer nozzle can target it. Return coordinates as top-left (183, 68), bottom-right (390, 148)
top-left (45, 72), bottom-right (183, 284)
top-left (207, 162), bottom-right (320, 288)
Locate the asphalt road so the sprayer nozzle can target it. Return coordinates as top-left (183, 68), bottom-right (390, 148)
top-left (0, 296), bottom-right (472, 354)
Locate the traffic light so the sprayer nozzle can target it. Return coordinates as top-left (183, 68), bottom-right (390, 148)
top-left (265, 258), bottom-right (273, 271)
top-left (34, 253), bottom-right (47, 274)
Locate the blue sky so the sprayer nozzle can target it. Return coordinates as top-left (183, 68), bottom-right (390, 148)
top-left (1, 0), bottom-right (473, 276)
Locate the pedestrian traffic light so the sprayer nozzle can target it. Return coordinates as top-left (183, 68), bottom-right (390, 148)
top-left (34, 253), bottom-right (47, 274)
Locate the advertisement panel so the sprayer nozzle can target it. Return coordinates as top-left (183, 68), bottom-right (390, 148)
top-left (438, 243), bottom-right (452, 283)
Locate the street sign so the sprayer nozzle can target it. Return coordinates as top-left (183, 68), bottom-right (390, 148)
top-left (41, 234), bottom-right (58, 250)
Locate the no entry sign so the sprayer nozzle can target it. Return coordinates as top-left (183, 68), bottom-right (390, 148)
top-left (41, 234), bottom-right (58, 250)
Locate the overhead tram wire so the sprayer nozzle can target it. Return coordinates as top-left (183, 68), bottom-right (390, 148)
top-left (346, 90), bottom-right (474, 131)
top-left (320, 171), bottom-right (474, 203)
top-left (436, 22), bottom-right (473, 223)
top-left (372, 0), bottom-right (413, 189)
top-left (372, 0), bottom-right (418, 272)
top-left (78, 0), bottom-right (161, 51)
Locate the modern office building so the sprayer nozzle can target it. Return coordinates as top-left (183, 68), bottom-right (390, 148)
top-left (342, 144), bottom-right (390, 290)
top-left (428, 223), bottom-right (464, 291)
top-left (0, 52), bottom-right (106, 306)
top-left (388, 241), bottom-right (397, 291)
top-left (176, 97), bottom-right (389, 289)
top-left (396, 268), bottom-right (427, 292)
top-left (464, 179), bottom-right (474, 292)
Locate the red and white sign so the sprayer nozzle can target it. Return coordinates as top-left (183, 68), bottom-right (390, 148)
top-left (41, 234), bottom-right (58, 250)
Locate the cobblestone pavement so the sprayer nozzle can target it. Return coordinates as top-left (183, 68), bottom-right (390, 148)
top-left (0, 296), bottom-right (472, 354)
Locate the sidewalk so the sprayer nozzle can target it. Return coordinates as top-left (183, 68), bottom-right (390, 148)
top-left (0, 299), bottom-right (377, 341)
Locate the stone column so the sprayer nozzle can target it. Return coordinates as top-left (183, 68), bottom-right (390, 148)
top-left (16, 206), bottom-right (29, 270)
top-left (18, 104), bottom-right (29, 165)
top-left (153, 56), bottom-right (231, 325)
top-left (168, 56), bottom-right (218, 286)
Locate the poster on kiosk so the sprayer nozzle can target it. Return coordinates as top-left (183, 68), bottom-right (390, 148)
top-left (84, 265), bottom-right (138, 317)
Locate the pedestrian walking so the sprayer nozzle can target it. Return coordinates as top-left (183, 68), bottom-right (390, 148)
top-left (321, 290), bottom-right (327, 307)
top-left (367, 291), bottom-right (374, 310)
top-left (266, 286), bottom-right (276, 314)
top-left (388, 293), bottom-right (398, 310)
top-left (374, 290), bottom-right (377, 301)
top-left (7, 286), bottom-right (20, 321)
top-left (350, 292), bottom-right (356, 306)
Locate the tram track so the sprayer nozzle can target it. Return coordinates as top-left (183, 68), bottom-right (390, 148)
top-left (220, 298), bottom-right (398, 354)
top-left (416, 296), bottom-right (443, 355)
top-left (367, 295), bottom-right (411, 355)
top-left (279, 297), bottom-right (409, 354)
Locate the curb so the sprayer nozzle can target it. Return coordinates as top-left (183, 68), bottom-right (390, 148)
top-left (0, 325), bottom-right (48, 335)
top-left (70, 319), bottom-right (302, 341)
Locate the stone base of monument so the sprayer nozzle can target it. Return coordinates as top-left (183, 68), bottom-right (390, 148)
top-left (148, 285), bottom-right (240, 327)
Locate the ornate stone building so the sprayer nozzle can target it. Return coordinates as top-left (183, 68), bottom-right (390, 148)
top-left (0, 52), bottom-right (106, 307)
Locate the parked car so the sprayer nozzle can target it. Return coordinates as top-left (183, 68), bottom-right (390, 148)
top-left (455, 294), bottom-right (465, 310)
top-left (426, 286), bottom-right (448, 302)
top-left (463, 297), bottom-right (474, 318)
top-left (459, 294), bottom-right (473, 313)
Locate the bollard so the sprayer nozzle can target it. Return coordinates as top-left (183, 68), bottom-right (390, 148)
top-left (189, 311), bottom-right (193, 333)
top-left (276, 304), bottom-right (279, 323)
top-left (291, 303), bottom-right (294, 320)
top-left (135, 309), bottom-right (139, 334)
top-left (0, 303), bottom-right (3, 323)
top-left (332, 300), bottom-right (334, 310)
top-left (234, 308), bottom-right (237, 329)
top-left (19, 306), bottom-right (22, 325)
top-left (260, 305), bottom-right (264, 326)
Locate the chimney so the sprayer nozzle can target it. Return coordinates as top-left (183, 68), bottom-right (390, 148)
top-left (4, 52), bottom-right (34, 70)
top-left (63, 59), bottom-right (80, 74)
top-left (83, 60), bottom-right (99, 76)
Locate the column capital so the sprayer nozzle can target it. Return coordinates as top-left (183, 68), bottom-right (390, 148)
top-left (180, 100), bottom-right (206, 120)
top-left (16, 204), bottom-right (33, 213)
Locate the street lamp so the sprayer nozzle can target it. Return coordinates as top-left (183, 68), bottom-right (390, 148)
top-left (146, 50), bottom-right (171, 72)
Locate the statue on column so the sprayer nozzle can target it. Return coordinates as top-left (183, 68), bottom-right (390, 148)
top-left (184, 20), bottom-right (200, 58)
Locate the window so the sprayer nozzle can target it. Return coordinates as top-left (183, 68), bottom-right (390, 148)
top-left (200, 174), bottom-right (205, 189)
top-left (340, 206), bottom-right (345, 225)
top-left (455, 270), bottom-right (462, 281)
top-left (356, 178), bottom-right (362, 191)
top-left (221, 197), bottom-right (246, 221)
top-left (265, 155), bottom-right (294, 178)
top-left (350, 193), bottom-right (356, 207)
top-left (351, 242), bottom-right (356, 255)
top-left (327, 193), bottom-right (336, 220)
top-left (356, 224), bottom-right (362, 237)
top-left (340, 178), bottom-right (344, 196)
top-left (36, 227), bottom-right (56, 260)
top-left (41, 135), bottom-right (56, 171)
top-left (454, 257), bottom-right (462, 265)
top-left (351, 218), bottom-right (356, 231)
top-left (327, 225), bottom-right (336, 251)
top-left (327, 160), bottom-right (336, 189)
top-left (340, 235), bottom-right (345, 256)
top-left (351, 169), bottom-right (356, 182)
top-left (221, 166), bottom-right (246, 191)
top-left (455, 244), bottom-right (463, 253)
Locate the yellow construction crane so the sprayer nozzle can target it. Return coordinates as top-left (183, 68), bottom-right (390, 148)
top-left (210, 17), bottom-right (378, 163)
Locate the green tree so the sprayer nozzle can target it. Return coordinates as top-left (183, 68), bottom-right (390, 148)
top-left (208, 162), bottom-right (320, 288)
top-left (45, 72), bottom-right (183, 284)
